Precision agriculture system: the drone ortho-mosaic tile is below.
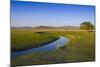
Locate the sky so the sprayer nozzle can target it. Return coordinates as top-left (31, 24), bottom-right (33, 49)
top-left (11, 1), bottom-right (95, 27)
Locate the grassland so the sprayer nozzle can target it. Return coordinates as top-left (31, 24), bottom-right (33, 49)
top-left (11, 29), bottom-right (59, 52)
top-left (11, 29), bottom-right (95, 66)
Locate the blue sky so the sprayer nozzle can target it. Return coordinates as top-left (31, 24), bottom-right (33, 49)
top-left (11, 1), bottom-right (95, 27)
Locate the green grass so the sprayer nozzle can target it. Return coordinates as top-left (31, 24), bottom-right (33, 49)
top-left (11, 29), bottom-right (59, 52)
top-left (11, 30), bottom-right (95, 66)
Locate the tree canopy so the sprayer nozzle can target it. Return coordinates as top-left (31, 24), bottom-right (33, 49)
top-left (80, 22), bottom-right (94, 30)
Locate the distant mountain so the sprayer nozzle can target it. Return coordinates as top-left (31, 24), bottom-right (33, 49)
top-left (33, 26), bottom-right (55, 29)
top-left (56, 26), bottom-right (80, 30)
top-left (11, 25), bottom-right (80, 30)
top-left (33, 26), bottom-right (79, 30)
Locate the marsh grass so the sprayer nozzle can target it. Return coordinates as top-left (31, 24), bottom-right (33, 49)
top-left (11, 30), bottom-right (95, 66)
top-left (11, 29), bottom-right (59, 52)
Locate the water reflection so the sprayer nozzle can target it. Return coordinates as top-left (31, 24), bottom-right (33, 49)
top-left (12, 36), bottom-right (69, 58)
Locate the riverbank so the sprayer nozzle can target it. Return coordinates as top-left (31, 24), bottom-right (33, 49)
top-left (11, 36), bottom-right (69, 58)
top-left (11, 29), bottom-right (59, 52)
top-left (11, 31), bottom-right (95, 66)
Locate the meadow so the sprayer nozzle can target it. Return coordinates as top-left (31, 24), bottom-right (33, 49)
top-left (11, 29), bottom-right (95, 66)
top-left (11, 29), bottom-right (59, 52)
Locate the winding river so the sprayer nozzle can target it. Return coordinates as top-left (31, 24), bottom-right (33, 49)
top-left (12, 36), bottom-right (69, 58)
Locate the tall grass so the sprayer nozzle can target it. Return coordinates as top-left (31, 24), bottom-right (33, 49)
top-left (11, 30), bottom-right (95, 66)
top-left (11, 29), bottom-right (59, 52)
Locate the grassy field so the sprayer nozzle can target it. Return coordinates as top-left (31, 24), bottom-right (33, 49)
top-left (11, 29), bottom-right (59, 52)
top-left (11, 29), bottom-right (95, 66)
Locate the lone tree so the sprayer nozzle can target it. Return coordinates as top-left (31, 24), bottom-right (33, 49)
top-left (80, 22), bottom-right (94, 30)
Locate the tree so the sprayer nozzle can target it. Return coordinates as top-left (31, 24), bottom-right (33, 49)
top-left (80, 22), bottom-right (94, 30)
